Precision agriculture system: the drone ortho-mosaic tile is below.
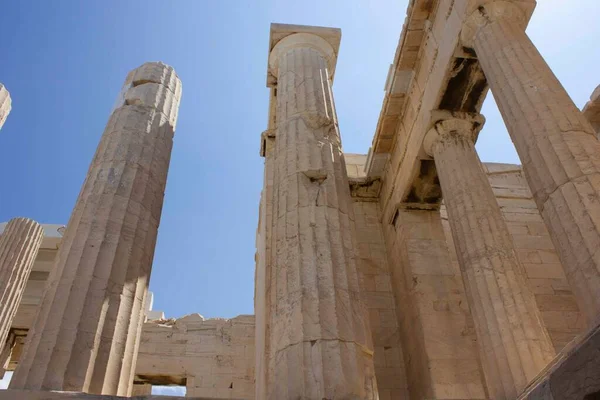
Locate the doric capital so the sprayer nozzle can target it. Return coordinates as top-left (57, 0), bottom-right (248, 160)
top-left (461, 1), bottom-right (530, 48)
top-left (423, 111), bottom-right (485, 156)
top-left (268, 33), bottom-right (337, 78)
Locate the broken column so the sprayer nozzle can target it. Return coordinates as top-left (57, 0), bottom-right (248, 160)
top-left (462, 1), bottom-right (600, 326)
top-left (265, 24), bottom-right (377, 399)
top-left (423, 112), bottom-right (555, 399)
top-left (0, 84), bottom-right (11, 130)
top-left (0, 218), bottom-right (43, 361)
top-left (10, 62), bottom-right (181, 396)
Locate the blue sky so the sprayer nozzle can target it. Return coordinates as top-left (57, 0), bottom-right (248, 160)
top-left (0, 0), bottom-right (598, 325)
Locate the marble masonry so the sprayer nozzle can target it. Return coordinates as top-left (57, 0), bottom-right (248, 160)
top-left (1, 0), bottom-right (599, 399)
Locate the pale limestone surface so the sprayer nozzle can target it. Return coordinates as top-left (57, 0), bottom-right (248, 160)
top-left (10, 62), bottom-right (181, 396)
top-left (0, 218), bottom-right (43, 377)
top-left (3, 1), bottom-right (600, 397)
top-left (0, 390), bottom-right (232, 400)
top-left (462, 2), bottom-right (600, 327)
top-left (135, 314), bottom-right (255, 399)
top-left (384, 208), bottom-right (485, 399)
top-left (262, 24), bottom-right (377, 399)
top-left (583, 85), bottom-right (600, 134)
top-left (518, 319), bottom-right (600, 400)
top-left (425, 114), bottom-right (555, 398)
top-left (0, 84), bottom-right (11, 130)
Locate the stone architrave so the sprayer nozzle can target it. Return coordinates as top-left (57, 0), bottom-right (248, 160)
top-left (10, 62), bottom-right (182, 396)
top-left (462, 1), bottom-right (600, 326)
top-left (266, 28), bottom-right (378, 399)
top-left (0, 84), bottom-right (11, 130)
top-left (423, 112), bottom-right (555, 399)
top-left (0, 218), bottom-right (43, 354)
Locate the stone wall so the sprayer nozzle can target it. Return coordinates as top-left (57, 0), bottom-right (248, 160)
top-left (135, 314), bottom-right (255, 399)
top-left (353, 201), bottom-right (409, 399)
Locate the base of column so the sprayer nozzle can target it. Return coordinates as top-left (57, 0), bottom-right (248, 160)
top-left (0, 389), bottom-right (235, 400)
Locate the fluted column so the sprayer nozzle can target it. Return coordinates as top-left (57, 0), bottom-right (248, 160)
top-left (462, 1), bottom-right (600, 325)
top-left (0, 218), bottom-right (43, 351)
top-left (0, 84), bottom-right (11, 130)
top-left (424, 112), bottom-right (555, 399)
top-left (266, 31), bottom-right (377, 399)
top-left (10, 62), bottom-right (181, 396)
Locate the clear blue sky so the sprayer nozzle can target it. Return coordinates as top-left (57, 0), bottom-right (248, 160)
top-left (0, 0), bottom-right (598, 321)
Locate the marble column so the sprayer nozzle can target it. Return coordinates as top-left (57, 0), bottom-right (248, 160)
top-left (423, 111), bottom-right (555, 399)
top-left (10, 62), bottom-right (181, 396)
top-left (462, 1), bottom-right (600, 325)
top-left (0, 84), bottom-right (11, 130)
top-left (0, 218), bottom-right (43, 355)
top-left (266, 30), bottom-right (377, 399)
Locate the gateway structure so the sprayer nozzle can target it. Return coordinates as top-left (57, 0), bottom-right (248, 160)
top-left (0, 0), bottom-right (600, 399)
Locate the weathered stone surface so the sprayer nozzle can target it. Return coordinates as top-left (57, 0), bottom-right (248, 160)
top-left (354, 201), bottom-right (409, 400)
top-left (519, 320), bottom-right (600, 400)
top-left (383, 208), bottom-right (486, 400)
top-left (10, 62), bottom-right (181, 396)
top-left (582, 85), bottom-right (600, 134)
top-left (136, 314), bottom-right (255, 399)
top-left (0, 389), bottom-right (236, 400)
top-left (263, 24), bottom-right (377, 399)
top-left (425, 114), bottom-right (555, 399)
top-left (0, 218), bottom-right (43, 375)
top-left (463, 2), bottom-right (600, 327)
top-left (0, 84), bottom-right (11, 130)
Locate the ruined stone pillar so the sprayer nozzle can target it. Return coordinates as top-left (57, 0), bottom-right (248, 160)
top-left (0, 84), bottom-right (11, 130)
top-left (462, 1), bottom-right (600, 326)
top-left (0, 218), bottom-right (43, 357)
top-left (423, 112), bottom-right (555, 399)
top-left (266, 28), bottom-right (377, 399)
top-left (10, 62), bottom-right (181, 396)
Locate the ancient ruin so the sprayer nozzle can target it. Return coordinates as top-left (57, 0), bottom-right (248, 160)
top-left (0, 0), bottom-right (599, 399)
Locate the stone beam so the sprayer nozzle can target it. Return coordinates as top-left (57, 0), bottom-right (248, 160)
top-left (10, 62), bottom-right (182, 396)
top-left (0, 84), bottom-right (11, 130)
top-left (582, 85), bottom-right (600, 134)
top-left (374, 0), bottom-right (535, 221)
top-left (519, 320), bottom-right (600, 399)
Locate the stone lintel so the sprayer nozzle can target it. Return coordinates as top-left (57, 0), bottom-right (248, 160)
top-left (518, 320), bottom-right (600, 399)
top-left (266, 23), bottom-right (341, 87)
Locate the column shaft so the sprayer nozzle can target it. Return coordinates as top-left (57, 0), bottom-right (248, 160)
top-left (429, 121), bottom-right (555, 399)
top-left (267, 36), bottom-right (377, 399)
top-left (0, 218), bottom-right (43, 354)
top-left (10, 62), bottom-right (181, 396)
top-left (472, 11), bottom-right (600, 325)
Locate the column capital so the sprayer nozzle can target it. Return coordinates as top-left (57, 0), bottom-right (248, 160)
top-left (269, 33), bottom-right (336, 78)
top-left (423, 111), bottom-right (485, 156)
top-left (461, 1), bottom-right (532, 48)
top-left (266, 24), bottom-right (341, 86)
